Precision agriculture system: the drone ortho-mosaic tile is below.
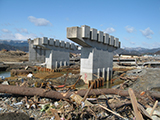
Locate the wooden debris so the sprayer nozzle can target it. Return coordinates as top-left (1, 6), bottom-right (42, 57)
top-left (50, 108), bottom-right (61, 120)
top-left (98, 104), bottom-right (125, 119)
top-left (150, 100), bottom-right (158, 116)
top-left (64, 72), bottom-right (69, 85)
top-left (1, 84), bottom-right (160, 100)
top-left (66, 75), bottom-right (82, 89)
top-left (82, 81), bottom-right (95, 102)
top-left (128, 88), bottom-right (144, 120)
top-left (120, 76), bottom-right (138, 81)
top-left (137, 103), bottom-right (152, 120)
top-left (110, 72), bottom-right (126, 84)
top-left (70, 93), bottom-right (93, 106)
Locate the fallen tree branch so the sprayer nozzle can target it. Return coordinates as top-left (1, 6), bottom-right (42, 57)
top-left (0, 84), bottom-right (160, 100)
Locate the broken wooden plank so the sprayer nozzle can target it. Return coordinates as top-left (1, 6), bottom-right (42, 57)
top-left (81, 81), bottom-right (95, 102)
top-left (137, 103), bottom-right (152, 120)
top-left (150, 100), bottom-right (158, 116)
top-left (98, 104), bottom-right (125, 119)
top-left (66, 75), bottom-right (81, 89)
top-left (70, 93), bottom-right (93, 106)
top-left (128, 88), bottom-right (144, 120)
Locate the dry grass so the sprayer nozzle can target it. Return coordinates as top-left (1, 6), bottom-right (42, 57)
top-left (0, 50), bottom-right (28, 62)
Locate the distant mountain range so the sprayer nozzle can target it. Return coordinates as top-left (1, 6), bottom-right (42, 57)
top-left (0, 39), bottom-right (160, 55)
top-left (0, 40), bottom-right (28, 52)
top-left (114, 47), bottom-right (160, 55)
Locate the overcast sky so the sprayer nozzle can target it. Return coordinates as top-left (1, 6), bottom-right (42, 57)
top-left (0, 0), bottom-right (160, 48)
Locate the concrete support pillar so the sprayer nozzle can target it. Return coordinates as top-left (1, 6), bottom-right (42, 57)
top-left (107, 67), bottom-right (110, 82)
top-left (64, 61), bottom-right (66, 66)
top-left (60, 61), bottom-right (62, 67)
top-left (55, 61), bottom-right (58, 69)
top-left (97, 68), bottom-right (100, 78)
top-left (102, 68), bottom-right (105, 80)
top-left (110, 68), bottom-right (113, 79)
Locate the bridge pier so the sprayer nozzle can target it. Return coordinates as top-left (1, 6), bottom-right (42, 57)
top-left (67, 25), bottom-right (120, 83)
top-left (28, 37), bottom-right (77, 69)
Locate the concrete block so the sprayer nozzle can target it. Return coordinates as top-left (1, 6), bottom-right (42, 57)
top-left (109, 36), bottom-right (114, 46)
top-left (90, 28), bottom-right (97, 41)
top-left (114, 38), bottom-right (119, 47)
top-left (33, 38), bottom-right (40, 45)
top-left (65, 42), bottom-right (70, 48)
top-left (42, 37), bottom-right (48, 45)
top-left (97, 31), bottom-right (103, 42)
top-left (67, 26), bottom-right (81, 39)
top-left (70, 43), bottom-right (75, 50)
top-left (103, 33), bottom-right (109, 44)
top-left (55, 39), bottom-right (59, 47)
top-left (48, 38), bottom-right (54, 45)
top-left (60, 41), bottom-right (65, 48)
top-left (81, 25), bottom-right (90, 39)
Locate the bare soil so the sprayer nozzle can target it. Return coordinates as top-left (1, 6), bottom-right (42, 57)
top-left (0, 50), bottom-right (28, 62)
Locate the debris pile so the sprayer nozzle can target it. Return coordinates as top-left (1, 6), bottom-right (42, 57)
top-left (0, 79), bottom-right (160, 119)
top-left (0, 65), bottom-right (160, 120)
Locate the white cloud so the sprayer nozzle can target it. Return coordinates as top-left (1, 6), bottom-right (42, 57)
top-left (28, 16), bottom-right (52, 26)
top-left (142, 42), bottom-right (160, 48)
top-left (100, 24), bottom-right (103, 27)
top-left (15, 33), bottom-right (37, 40)
top-left (125, 26), bottom-right (134, 33)
top-left (1, 23), bottom-right (13, 26)
top-left (140, 27), bottom-right (154, 39)
top-left (16, 28), bottom-right (28, 34)
top-left (0, 33), bottom-right (15, 39)
top-left (130, 41), bottom-right (135, 45)
top-left (0, 33), bottom-right (37, 40)
top-left (1, 29), bottom-right (11, 33)
top-left (124, 37), bottom-right (130, 41)
top-left (104, 27), bottom-right (115, 33)
top-left (151, 42), bottom-right (160, 48)
top-left (40, 32), bottom-right (44, 36)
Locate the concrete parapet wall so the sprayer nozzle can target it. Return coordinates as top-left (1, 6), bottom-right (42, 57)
top-left (33, 37), bottom-right (78, 51)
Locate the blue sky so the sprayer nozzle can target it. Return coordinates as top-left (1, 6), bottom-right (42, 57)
top-left (0, 0), bottom-right (160, 48)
